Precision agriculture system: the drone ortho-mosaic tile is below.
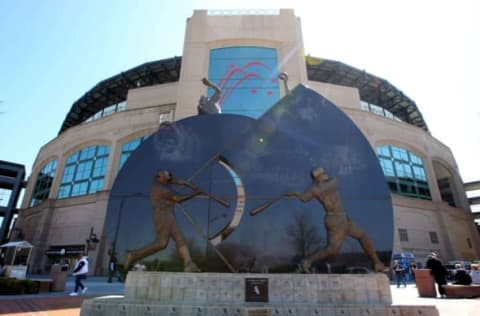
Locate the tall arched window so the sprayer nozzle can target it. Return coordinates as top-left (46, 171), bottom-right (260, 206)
top-left (30, 160), bottom-right (57, 206)
top-left (376, 145), bottom-right (431, 200)
top-left (119, 135), bottom-right (149, 170)
top-left (58, 145), bottom-right (110, 198)
top-left (433, 161), bottom-right (457, 207)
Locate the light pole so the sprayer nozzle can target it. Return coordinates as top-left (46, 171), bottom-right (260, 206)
top-left (85, 227), bottom-right (99, 255)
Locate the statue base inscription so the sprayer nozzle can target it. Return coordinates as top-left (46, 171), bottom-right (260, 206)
top-left (80, 272), bottom-right (439, 316)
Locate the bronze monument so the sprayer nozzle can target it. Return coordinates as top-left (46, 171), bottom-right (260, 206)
top-left (251, 167), bottom-right (389, 273)
top-left (124, 170), bottom-right (229, 272)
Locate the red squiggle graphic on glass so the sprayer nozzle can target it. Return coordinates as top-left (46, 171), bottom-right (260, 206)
top-left (220, 73), bottom-right (261, 105)
top-left (215, 61), bottom-right (276, 106)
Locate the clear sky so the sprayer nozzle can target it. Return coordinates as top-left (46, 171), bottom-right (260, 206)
top-left (1, 0), bottom-right (479, 186)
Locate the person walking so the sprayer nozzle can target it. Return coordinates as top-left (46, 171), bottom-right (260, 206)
top-left (425, 252), bottom-right (448, 298)
top-left (69, 253), bottom-right (88, 296)
top-left (409, 260), bottom-right (417, 284)
top-left (393, 260), bottom-right (406, 287)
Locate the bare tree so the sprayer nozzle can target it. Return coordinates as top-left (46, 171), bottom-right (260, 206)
top-left (284, 212), bottom-right (324, 258)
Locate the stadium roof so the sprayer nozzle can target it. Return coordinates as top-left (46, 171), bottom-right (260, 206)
top-left (306, 56), bottom-right (428, 131)
top-left (59, 56), bottom-right (428, 134)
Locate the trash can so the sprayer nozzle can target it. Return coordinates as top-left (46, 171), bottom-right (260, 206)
top-left (49, 264), bottom-right (69, 292)
top-left (414, 269), bottom-right (437, 297)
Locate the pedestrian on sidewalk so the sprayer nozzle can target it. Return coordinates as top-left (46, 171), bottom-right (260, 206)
top-left (69, 253), bottom-right (89, 296)
top-left (393, 260), bottom-right (406, 288)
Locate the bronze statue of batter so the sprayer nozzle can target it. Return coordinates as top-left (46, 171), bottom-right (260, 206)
top-left (251, 167), bottom-right (388, 273)
top-left (124, 170), bottom-right (230, 273)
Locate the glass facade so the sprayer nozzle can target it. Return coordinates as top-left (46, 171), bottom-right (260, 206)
top-left (119, 135), bottom-right (149, 170)
top-left (0, 188), bottom-right (12, 207)
top-left (83, 101), bottom-right (126, 124)
top-left (376, 145), bottom-right (431, 200)
top-left (208, 47), bottom-right (280, 118)
top-left (30, 160), bottom-right (57, 206)
top-left (58, 145), bottom-right (110, 198)
top-left (360, 101), bottom-right (402, 122)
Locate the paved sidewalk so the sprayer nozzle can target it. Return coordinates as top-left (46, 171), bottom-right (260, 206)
top-left (391, 284), bottom-right (479, 316)
top-left (0, 276), bottom-right (124, 315)
top-left (0, 279), bottom-right (478, 315)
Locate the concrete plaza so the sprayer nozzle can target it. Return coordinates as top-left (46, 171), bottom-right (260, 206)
top-left (0, 278), bottom-right (478, 315)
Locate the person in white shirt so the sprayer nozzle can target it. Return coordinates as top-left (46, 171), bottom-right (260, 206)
top-left (69, 253), bottom-right (89, 296)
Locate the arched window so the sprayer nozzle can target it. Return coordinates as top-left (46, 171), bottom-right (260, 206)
top-left (58, 145), bottom-right (110, 198)
top-left (376, 145), bottom-right (431, 200)
top-left (30, 160), bottom-right (57, 206)
top-left (119, 135), bottom-right (149, 170)
top-left (433, 161), bottom-right (457, 207)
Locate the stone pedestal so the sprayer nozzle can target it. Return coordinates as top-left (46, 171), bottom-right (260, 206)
top-left (80, 272), bottom-right (439, 316)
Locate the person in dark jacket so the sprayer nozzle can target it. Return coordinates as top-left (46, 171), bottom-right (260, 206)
top-left (393, 260), bottom-right (407, 287)
top-left (69, 253), bottom-right (89, 296)
top-left (453, 263), bottom-right (472, 285)
top-left (425, 252), bottom-right (448, 298)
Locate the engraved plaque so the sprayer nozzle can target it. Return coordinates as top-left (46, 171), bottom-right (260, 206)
top-left (245, 278), bottom-right (268, 302)
top-left (246, 308), bottom-right (272, 316)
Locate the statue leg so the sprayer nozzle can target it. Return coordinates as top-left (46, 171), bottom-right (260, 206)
top-left (301, 215), bottom-right (347, 272)
top-left (347, 219), bottom-right (388, 272)
top-left (124, 217), bottom-right (171, 272)
top-left (171, 222), bottom-right (200, 272)
top-left (124, 237), bottom-right (170, 272)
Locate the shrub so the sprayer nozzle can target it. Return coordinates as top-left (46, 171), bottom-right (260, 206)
top-left (0, 277), bottom-right (40, 295)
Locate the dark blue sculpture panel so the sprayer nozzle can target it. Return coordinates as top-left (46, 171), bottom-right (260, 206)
top-left (105, 85), bottom-right (393, 274)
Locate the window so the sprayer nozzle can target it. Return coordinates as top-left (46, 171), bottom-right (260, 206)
top-left (208, 47), bottom-right (280, 118)
top-left (119, 136), bottom-right (149, 170)
top-left (159, 112), bottom-right (172, 124)
top-left (360, 101), bottom-right (403, 122)
top-left (30, 160), bottom-right (57, 206)
top-left (58, 145), bottom-right (110, 198)
top-left (398, 228), bottom-right (409, 242)
top-left (0, 189), bottom-right (12, 207)
top-left (429, 232), bottom-right (439, 244)
top-left (83, 101), bottom-right (127, 124)
top-left (376, 145), bottom-right (431, 200)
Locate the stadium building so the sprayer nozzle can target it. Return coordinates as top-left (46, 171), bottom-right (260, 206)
top-left (14, 9), bottom-right (479, 274)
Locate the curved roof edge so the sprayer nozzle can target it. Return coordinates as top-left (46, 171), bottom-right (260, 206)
top-left (58, 57), bottom-right (182, 134)
top-left (58, 55), bottom-right (428, 134)
top-left (306, 56), bottom-right (428, 132)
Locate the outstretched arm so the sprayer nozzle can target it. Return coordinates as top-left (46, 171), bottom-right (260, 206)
top-left (170, 190), bottom-right (204, 204)
top-left (285, 190), bottom-right (314, 202)
top-left (171, 178), bottom-right (230, 208)
top-left (202, 78), bottom-right (221, 93)
top-left (202, 77), bottom-right (221, 103)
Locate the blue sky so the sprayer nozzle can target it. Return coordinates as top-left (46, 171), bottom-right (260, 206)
top-left (1, 0), bottom-right (479, 189)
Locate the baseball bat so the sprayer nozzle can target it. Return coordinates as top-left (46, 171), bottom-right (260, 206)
top-left (176, 179), bottom-right (230, 208)
top-left (249, 195), bottom-right (285, 216)
top-left (202, 191), bottom-right (230, 208)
